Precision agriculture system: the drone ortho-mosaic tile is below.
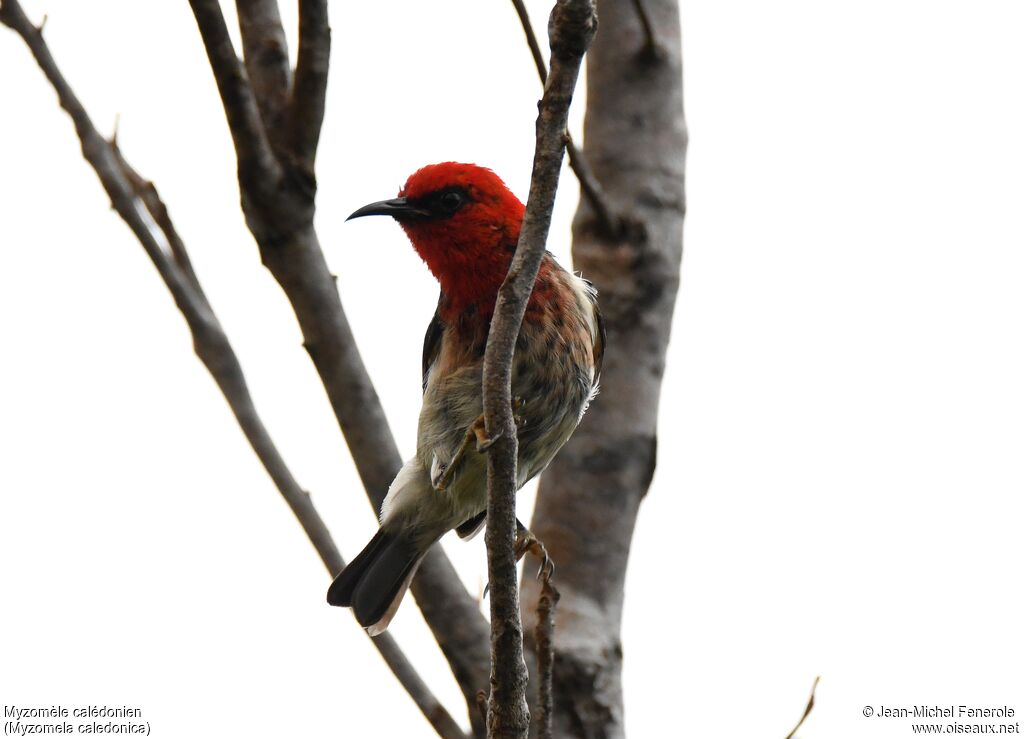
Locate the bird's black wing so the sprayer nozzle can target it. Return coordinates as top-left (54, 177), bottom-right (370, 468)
top-left (593, 302), bottom-right (606, 384)
top-left (421, 296), bottom-right (444, 393)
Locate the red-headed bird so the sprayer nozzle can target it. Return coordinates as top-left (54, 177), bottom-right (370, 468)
top-left (327, 162), bottom-right (604, 635)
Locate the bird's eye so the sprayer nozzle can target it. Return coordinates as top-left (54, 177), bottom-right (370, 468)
top-left (439, 191), bottom-right (464, 212)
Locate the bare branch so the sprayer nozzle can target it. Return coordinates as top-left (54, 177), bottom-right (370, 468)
top-left (482, 1), bottom-right (596, 737)
top-left (564, 142), bottom-right (619, 238)
top-left (188, 0), bottom-right (281, 184)
top-left (510, 0), bottom-right (548, 84)
top-left (235, 0), bottom-right (292, 140)
top-left (0, 5), bottom-right (467, 736)
top-left (509, 0), bottom-right (619, 237)
top-left (180, 0), bottom-right (492, 720)
top-left (112, 147), bottom-right (204, 293)
top-left (784, 676), bottom-right (820, 739)
top-left (533, 578), bottom-right (560, 739)
top-left (288, 0), bottom-right (330, 167)
top-left (188, 58), bottom-right (493, 739)
top-left (0, 0), bottom-right (210, 339)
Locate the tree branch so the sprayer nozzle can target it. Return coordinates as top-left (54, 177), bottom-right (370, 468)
top-left (184, 0), bottom-right (493, 727)
top-left (0, 5), bottom-right (467, 736)
top-left (188, 0), bottom-right (281, 186)
top-left (482, 2), bottom-right (596, 737)
top-left (784, 677), bottom-right (820, 739)
top-left (509, 0), bottom-right (619, 237)
top-left (235, 0), bottom-right (292, 142)
top-left (288, 0), bottom-right (330, 168)
top-left (112, 146), bottom-right (204, 293)
top-left (533, 578), bottom-right (560, 739)
top-left (509, 0), bottom-right (548, 84)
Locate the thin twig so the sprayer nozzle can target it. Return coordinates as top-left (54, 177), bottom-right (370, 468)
top-left (0, 5), bottom-right (468, 737)
top-left (510, 0), bottom-right (548, 84)
top-left (533, 577), bottom-right (560, 739)
top-left (629, 0), bottom-right (664, 60)
top-left (564, 143), bottom-right (619, 237)
top-left (509, 0), bottom-right (619, 237)
top-left (235, 0), bottom-right (292, 141)
top-left (482, 1), bottom-right (597, 737)
top-left (784, 676), bottom-right (821, 739)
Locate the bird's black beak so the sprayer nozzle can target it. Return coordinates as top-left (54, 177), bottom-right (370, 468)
top-left (346, 197), bottom-right (429, 222)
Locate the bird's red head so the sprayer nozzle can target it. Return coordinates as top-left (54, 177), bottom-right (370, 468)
top-left (348, 162), bottom-right (525, 318)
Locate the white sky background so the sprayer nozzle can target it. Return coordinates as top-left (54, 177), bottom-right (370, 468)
top-left (2, 1), bottom-right (1023, 737)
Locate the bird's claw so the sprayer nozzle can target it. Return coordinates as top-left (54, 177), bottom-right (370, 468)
top-left (515, 529), bottom-right (555, 583)
top-left (473, 422), bottom-right (502, 452)
top-left (480, 528), bottom-right (554, 598)
top-left (536, 550), bottom-right (555, 582)
top-left (512, 395), bottom-right (527, 430)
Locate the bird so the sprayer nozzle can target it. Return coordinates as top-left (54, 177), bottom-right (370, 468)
top-left (327, 162), bottom-right (604, 635)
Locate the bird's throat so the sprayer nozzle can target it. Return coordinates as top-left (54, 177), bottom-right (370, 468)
top-left (433, 264), bottom-right (508, 323)
top-left (404, 224), bottom-right (519, 322)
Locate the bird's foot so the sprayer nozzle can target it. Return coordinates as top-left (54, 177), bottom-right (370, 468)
top-left (433, 401), bottom-right (523, 493)
top-left (515, 525), bottom-right (554, 582)
top-left (433, 415), bottom-right (502, 493)
top-left (471, 414), bottom-right (502, 452)
top-left (481, 522), bottom-right (555, 598)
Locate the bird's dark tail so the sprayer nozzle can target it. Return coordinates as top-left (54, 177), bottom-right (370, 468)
top-left (327, 527), bottom-right (427, 635)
